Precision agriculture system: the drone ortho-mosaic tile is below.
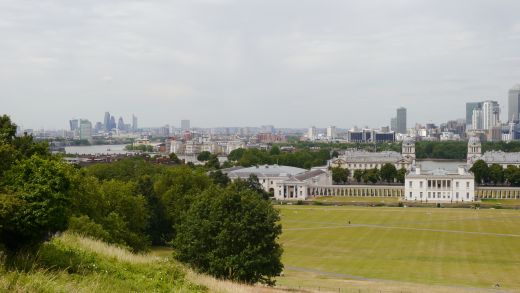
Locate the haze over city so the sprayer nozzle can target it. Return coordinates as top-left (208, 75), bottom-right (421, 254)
top-left (2, 0), bottom-right (520, 129)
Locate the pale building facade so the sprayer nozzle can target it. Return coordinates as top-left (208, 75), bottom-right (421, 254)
top-left (405, 166), bottom-right (475, 202)
top-left (467, 136), bottom-right (520, 168)
top-left (223, 165), bottom-right (331, 200)
top-left (330, 138), bottom-right (415, 172)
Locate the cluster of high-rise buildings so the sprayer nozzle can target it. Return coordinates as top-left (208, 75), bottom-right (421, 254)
top-left (68, 112), bottom-right (139, 141)
top-left (463, 84), bottom-right (520, 142)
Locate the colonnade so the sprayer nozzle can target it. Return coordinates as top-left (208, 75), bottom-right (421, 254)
top-left (308, 185), bottom-right (404, 198)
top-left (476, 187), bottom-right (520, 199)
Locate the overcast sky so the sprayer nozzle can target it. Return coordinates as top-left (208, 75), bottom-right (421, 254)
top-left (1, 0), bottom-right (520, 130)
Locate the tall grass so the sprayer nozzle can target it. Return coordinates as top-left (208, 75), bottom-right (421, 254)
top-left (0, 233), bottom-right (290, 293)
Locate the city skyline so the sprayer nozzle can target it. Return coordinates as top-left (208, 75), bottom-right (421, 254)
top-left (2, 1), bottom-right (520, 129)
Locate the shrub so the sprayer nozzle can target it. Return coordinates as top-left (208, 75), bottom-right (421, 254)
top-left (174, 186), bottom-right (283, 285)
top-left (68, 216), bottom-right (111, 243)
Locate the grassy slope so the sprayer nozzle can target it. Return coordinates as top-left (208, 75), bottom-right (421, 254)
top-left (0, 233), bottom-right (280, 293)
top-left (277, 205), bottom-right (520, 292)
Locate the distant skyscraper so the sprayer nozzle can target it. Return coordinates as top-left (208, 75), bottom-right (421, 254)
top-left (104, 112), bottom-right (111, 131)
top-left (132, 114), bottom-right (138, 131)
top-left (109, 116), bottom-right (116, 131)
top-left (508, 84), bottom-right (520, 122)
top-left (396, 107), bottom-right (407, 134)
top-left (390, 117), bottom-right (397, 132)
top-left (326, 126), bottom-right (337, 139)
top-left (308, 126), bottom-right (317, 140)
top-left (79, 119), bottom-right (92, 141)
top-left (466, 102), bottom-right (482, 128)
top-left (181, 119), bottom-right (190, 131)
top-left (69, 119), bottom-right (79, 131)
top-left (472, 107), bottom-right (483, 130)
top-left (481, 100), bottom-right (500, 130)
top-left (117, 117), bottom-right (125, 130)
top-left (94, 122), bottom-right (103, 133)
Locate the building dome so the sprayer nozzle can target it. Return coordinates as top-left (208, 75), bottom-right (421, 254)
top-left (403, 137), bottom-right (415, 144)
top-left (468, 136), bottom-right (481, 144)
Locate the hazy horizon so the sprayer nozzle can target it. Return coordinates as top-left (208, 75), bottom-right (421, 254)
top-left (2, 0), bottom-right (520, 130)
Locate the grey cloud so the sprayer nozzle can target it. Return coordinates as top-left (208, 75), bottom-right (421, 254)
top-left (1, 0), bottom-right (520, 129)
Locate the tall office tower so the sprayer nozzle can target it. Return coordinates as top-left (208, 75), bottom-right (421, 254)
top-left (396, 107), bottom-right (407, 134)
top-left (390, 117), bottom-right (397, 132)
top-left (308, 126), bottom-right (317, 140)
top-left (79, 119), bottom-right (93, 141)
top-left (104, 112), bottom-right (111, 131)
top-left (508, 84), bottom-right (520, 122)
top-left (466, 102), bottom-right (482, 129)
top-left (481, 100), bottom-right (500, 130)
top-left (326, 126), bottom-right (337, 139)
top-left (117, 117), bottom-right (125, 130)
top-left (94, 122), bottom-right (103, 133)
top-left (132, 114), bottom-right (138, 131)
top-left (109, 116), bottom-right (116, 131)
top-left (472, 107), bottom-right (483, 130)
top-left (181, 119), bottom-right (190, 131)
top-left (69, 119), bottom-right (79, 131)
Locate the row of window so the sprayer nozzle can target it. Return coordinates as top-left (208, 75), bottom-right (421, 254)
top-left (408, 180), bottom-right (470, 188)
top-left (408, 191), bottom-right (470, 199)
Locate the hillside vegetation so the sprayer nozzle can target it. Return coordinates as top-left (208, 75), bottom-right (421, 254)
top-left (0, 233), bottom-right (281, 293)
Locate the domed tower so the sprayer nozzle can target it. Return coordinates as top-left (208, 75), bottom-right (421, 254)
top-left (467, 136), bottom-right (482, 165)
top-left (402, 137), bottom-right (416, 160)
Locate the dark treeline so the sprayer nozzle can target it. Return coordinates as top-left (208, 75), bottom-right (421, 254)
top-left (228, 146), bottom-right (332, 169)
top-left (470, 159), bottom-right (520, 186)
top-left (276, 141), bottom-right (520, 161)
top-left (330, 163), bottom-right (406, 185)
top-left (0, 115), bottom-right (283, 285)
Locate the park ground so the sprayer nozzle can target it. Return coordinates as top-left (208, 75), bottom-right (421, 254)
top-left (276, 205), bottom-right (520, 292)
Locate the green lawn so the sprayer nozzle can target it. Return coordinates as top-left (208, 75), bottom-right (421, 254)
top-left (276, 206), bottom-right (520, 291)
top-left (481, 198), bottom-right (520, 206)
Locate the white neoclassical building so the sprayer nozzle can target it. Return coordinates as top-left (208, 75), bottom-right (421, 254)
top-left (330, 137), bottom-right (416, 172)
top-left (405, 165), bottom-right (475, 203)
top-left (223, 165), bottom-right (331, 200)
top-left (467, 136), bottom-right (520, 168)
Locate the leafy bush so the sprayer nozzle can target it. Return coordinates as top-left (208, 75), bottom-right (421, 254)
top-left (174, 186), bottom-right (283, 285)
top-left (68, 216), bottom-right (111, 243)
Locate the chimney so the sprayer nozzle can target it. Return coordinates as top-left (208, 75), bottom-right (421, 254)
top-left (458, 165), bottom-right (465, 175)
top-left (415, 164), bottom-right (421, 175)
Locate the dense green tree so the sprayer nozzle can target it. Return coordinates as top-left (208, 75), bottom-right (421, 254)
top-left (229, 174), bottom-right (270, 200)
top-left (396, 167), bottom-right (407, 183)
top-left (331, 167), bottom-right (349, 184)
top-left (228, 148), bottom-right (246, 161)
top-left (154, 167), bottom-right (212, 240)
top-left (469, 160), bottom-right (490, 185)
top-left (380, 163), bottom-right (397, 183)
top-left (205, 154), bottom-right (220, 169)
top-left (98, 180), bottom-right (150, 251)
top-left (504, 165), bottom-right (520, 186)
top-left (169, 152), bottom-right (181, 164)
top-left (353, 170), bottom-right (364, 183)
top-left (0, 115), bottom-right (17, 145)
top-left (269, 146), bottom-right (280, 155)
top-left (362, 168), bottom-right (380, 184)
top-left (209, 170), bottom-right (230, 187)
top-left (488, 164), bottom-right (504, 185)
top-left (197, 151), bottom-right (212, 161)
top-left (0, 156), bottom-right (76, 252)
top-left (174, 186), bottom-right (283, 285)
